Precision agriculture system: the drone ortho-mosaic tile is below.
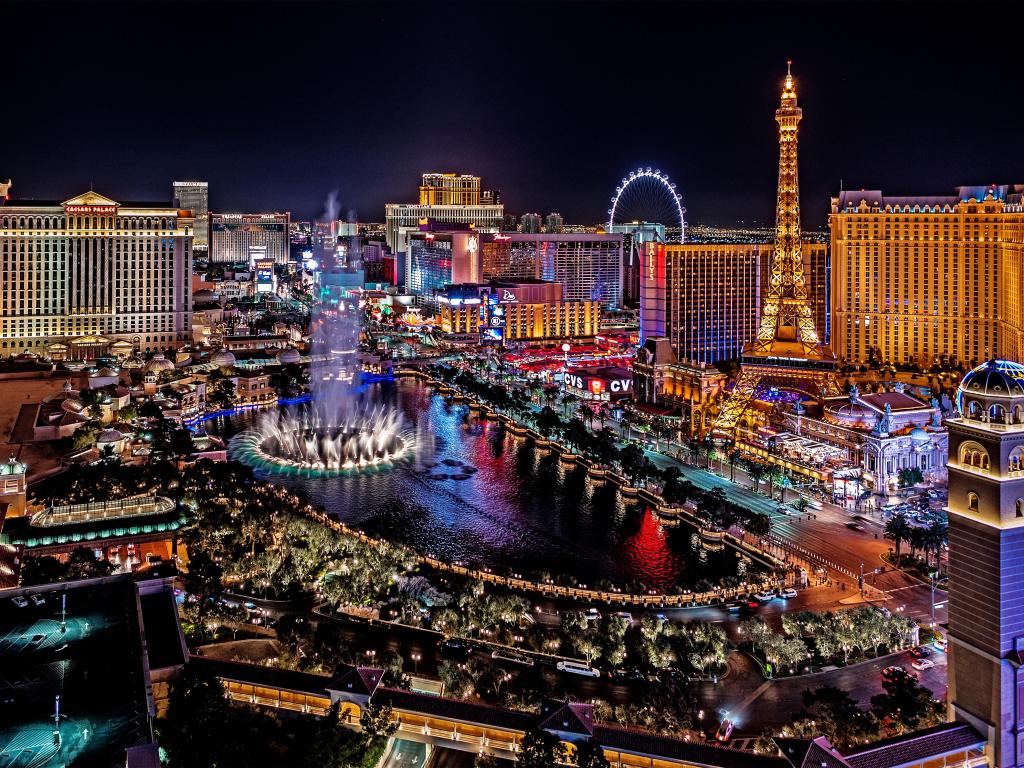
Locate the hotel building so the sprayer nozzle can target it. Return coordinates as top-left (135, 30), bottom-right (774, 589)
top-left (0, 191), bottom-right (193, 357)
top-left (480, 233), bottom-right (624, 309)
top-left (639, 241), bottom-right (827, 366)
top-left (406, 230), bottom-right (483, 303)
top-left (436, 281), bottom-right (600, 343)
top-left (830, 184), bottom-right (1024, 367)
top-left (385, 172), bottom-right (504, 253)
top-left (172, 180), bottom-right (209, 253)
top-left (209, 212), bottom-right (291, 265)
top-left (945, 359), bottom-right (1024, 767)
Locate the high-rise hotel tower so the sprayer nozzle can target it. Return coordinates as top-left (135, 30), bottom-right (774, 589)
top-left (947, 359), bottom-right (1024, 767)
top-left (0, 190), bottom-right (194, 358)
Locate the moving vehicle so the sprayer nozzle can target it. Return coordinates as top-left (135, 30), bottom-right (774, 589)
top-left (911, 658), bottom-right (935, 671)
top-left (491, 650), bottom-right (535, 667)
top-left (611, 611), bottom-right (634, 622)
top-left (801, 496), bottom-right (823, 511)
top-left (910, 646), bottom-right (932, 660)
top-left (715, 719), bottom-right (734, 742)
top-left (881, 665), bottom-right (915, 682)
top-left (29, 595), bottom-right (45, 607)
top-left (933, 638), bottom-right (948, 652)
top-left (779, 588), bottom-right (798, 599)
top-left (438, 638), bottom-right (471, 659)
top-left (582, 608), bottom-right (601, 621)
top-left (845, 522), bottom-right (864, 531)
top-left (556, 660), bottom-right (600, 678)
top-left (10, 596), bottom-right (28, 608)
top-left (753, 591), bottom-right (775, 602)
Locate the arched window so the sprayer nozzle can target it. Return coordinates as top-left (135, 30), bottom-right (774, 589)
top-left (1011, 447), bottom-right (1024, 474)
top-left (959, 441), bottom-right (990, 470)
top-left (1017, 499), bottom-right (1023, 519)
top-left (968, 492), bottom-right (980, 513)
top-left (990, 404), bottom-right (1007, 422)
top-left (967, 400), bottom-right (983, 419)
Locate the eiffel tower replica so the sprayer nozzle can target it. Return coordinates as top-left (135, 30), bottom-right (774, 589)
top-left (713, 63), bottom-right (840, 438)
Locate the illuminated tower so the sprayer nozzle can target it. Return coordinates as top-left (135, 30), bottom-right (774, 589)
top-left (713, 63), bottom-right (839, 436)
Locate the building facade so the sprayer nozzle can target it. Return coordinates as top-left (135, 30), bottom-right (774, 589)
top-left (406, 231), bottom-right (483, 302)
top-left (209, 212), bottom-right (291, 265)
top-left (638, 241), bottom-right (827, 366)
top-left (521, 213), bottom-right (542, 234)
top-left (0, 191), bottom-right (193, 356)
top-left (830, 185), bottom-right (1024, 367)
top-left (419, 173), bottom-right (482, 206)
top-left (172, 181), bottom-right (209, 253)
top-left (945, 359), bottom-right (1024, 767)
top-left (436, 282), bottom-right (600, 343)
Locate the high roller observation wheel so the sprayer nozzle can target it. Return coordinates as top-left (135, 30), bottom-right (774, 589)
top-left (608, 167), bottom-right (686, 243)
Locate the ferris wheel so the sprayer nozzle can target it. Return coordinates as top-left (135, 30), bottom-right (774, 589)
top-left (608, 167), bottom-right (686, 243)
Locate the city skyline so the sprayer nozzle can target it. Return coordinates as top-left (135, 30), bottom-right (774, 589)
top-left (6, 3), bottom-right (1024, 226)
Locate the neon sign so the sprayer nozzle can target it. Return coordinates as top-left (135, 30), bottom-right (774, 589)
top-left (65, 205), bottom-right (117, 215)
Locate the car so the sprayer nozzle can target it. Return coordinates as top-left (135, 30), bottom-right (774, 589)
top-left (746, 600), bottom-right (760, 609)
top-left (845, 522), bottom-right (865, 531)
top-left (29, 595), bottom-right (45, 607)
top-left (911, 659), bottom-right (935, 671)
top-left (582, 608), bottom-right (601, 621)
top-left (933, 638), bottom-right (948, 652)
top-left (910, 646), bottom-right (932, 660)
top-left (779, 588), bottom-right (798, 599)
top-left (611, 667), bottom-right (647, 682)
top-left (10, 596), bottom-right (28, 608)
top-left (611, 611), bottom-right (634, 622)
top-left (438, 638), bottom-right (471, 659)
top-left (881, 665), bottom-right (916, 682)
top-left (556, 660), bottom-right (600, 678)
top-left (715, 719), bottom-right (734, 742)
top-left (243, 601), bottom-right (257, 611)
top-left (726, 603), bottom-right (742, 613)
top-left (491, 650), bottom-right (535, 667)
top-left (753, 591), bottom-right (775, 602)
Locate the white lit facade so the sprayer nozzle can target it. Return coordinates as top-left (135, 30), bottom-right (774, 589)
top-left (210, 212), bottom-right (291, 264)
top-left (172, 180), bottom-right (209, 252)
top-left (384, 203), bottom-right (503, 254)
top-left (0, 191), bottom-right (194, 357)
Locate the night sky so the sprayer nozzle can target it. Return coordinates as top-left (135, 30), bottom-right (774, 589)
top-left (7, 2), bottom-right (1024, 227)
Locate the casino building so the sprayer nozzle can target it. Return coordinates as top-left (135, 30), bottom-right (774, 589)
top-left (0, 190), bottom-right (194, 357)
top-left (209, 212), bottom-right (291, 265)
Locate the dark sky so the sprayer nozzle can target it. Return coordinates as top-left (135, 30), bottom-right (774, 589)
top-left (7, 2), bottom-right (1023, 227)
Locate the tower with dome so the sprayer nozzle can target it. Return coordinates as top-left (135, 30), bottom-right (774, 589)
top-left (946, 359), bottom-right (1024, 766)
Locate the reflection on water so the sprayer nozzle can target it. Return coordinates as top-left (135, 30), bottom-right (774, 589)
top-left (216, 378), bottom-right (747, 591)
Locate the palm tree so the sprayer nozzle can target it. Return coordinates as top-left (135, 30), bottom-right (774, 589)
top-left (884, 512), bottom-right (912, 565)
top-left (746, 460), bottom-right (767, 495)
top-left (728, 448), bottom-right (741, 483)
top-left (922, 520), bottom-right (948, 570)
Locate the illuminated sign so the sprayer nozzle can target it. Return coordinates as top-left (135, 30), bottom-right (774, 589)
top-left (501, 289), bottom-right (518, 302)
top-left (65, 205), bottom-right (117, 215)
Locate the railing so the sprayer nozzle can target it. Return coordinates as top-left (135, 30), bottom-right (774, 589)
top-left (31, 495), bottom-right (176, 528)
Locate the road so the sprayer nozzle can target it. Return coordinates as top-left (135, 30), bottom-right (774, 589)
top-left (383, 739), bottom-right (428, 768)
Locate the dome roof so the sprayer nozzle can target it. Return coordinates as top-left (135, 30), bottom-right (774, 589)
top-left (960, 360), bottom-right (1024, 398)
top-left (824, 400), bottom-right (875, 426)
top-left (97, 429), bottom-right (124, 443)
top-left (193, 288), bottom-right (219, 302)
top-left (60, 397), bottom-right (86, 414)
top-left (144, 353), bottom-right (175, 373)
top-left (910, 427), bottom-right (930, 442)
top-left (277, 347), bottom-right (301, 365)
top-left (210, 349), bottom-right (237, 368)
top-left (122, 356), bottom-right (145, 369)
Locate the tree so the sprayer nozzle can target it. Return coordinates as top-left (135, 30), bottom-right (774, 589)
top-left (519, 728), bottom-right (567, 768)
top-left (791, 686), bottom-right (879, 750)
top-left (65, 547), bottom-right (116, 580)
top-left (746, 460), bottom-right (767, 494)
top-left (870, 668), bottom-right (943, 736)
top-left (884, 512), bottom-right (912, 564)
top-left (573, 740), bottom-right (611, 768)
top-left (181, 549), bottom-right (223, 601)
top-left (359, 702), bottom-right (398, 739)
top-left (535, 406), bottom-right (562, 439)
top-left (618, 443), bottom-right (647, 485)
top-left (741, 618), bottom-right (774, 658)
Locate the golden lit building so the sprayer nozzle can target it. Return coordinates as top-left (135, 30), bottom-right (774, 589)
top-left (830, 184), bottom-right (1024, 367)
top-left (437, 282), bottom-right (599, 342)
top-left (0, 190), bottom-right (194, 357)
top-left (419, 173), bottom-right (482, 206)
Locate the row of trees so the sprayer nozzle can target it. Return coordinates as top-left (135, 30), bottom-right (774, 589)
top-left (884, 511), bottom-right (947, 570)
top-left (778, 670), bottom-right (944, 751)
top-left (742, 607), bottom-right (917, 672)
top-left (633, 616), bottom-right (730, 677)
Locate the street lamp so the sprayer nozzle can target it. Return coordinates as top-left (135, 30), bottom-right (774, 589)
top-left (411, 652), bottom-right (421, 673)
top-left (561, 343), bottom-right (571, 370)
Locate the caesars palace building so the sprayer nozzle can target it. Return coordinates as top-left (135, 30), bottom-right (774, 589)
top-left (0, 191), bottom-right (194, 359)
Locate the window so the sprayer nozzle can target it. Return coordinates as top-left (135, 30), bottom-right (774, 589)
top-left (968, 492), bottom-right (980, 513)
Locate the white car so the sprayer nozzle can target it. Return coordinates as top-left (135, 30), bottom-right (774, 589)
top-left (557, 660), bottom-right (600, 678)
top-left (779, 588), bottom-right (798, 599)
top-left (30, 594), bottom-right (45, 606)
top-left (912, 658), bottom-right (935, 671)
top-left (753, 591), bottom-right (775, 602)
top-left (582, 608), bottom-right (601, 621)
